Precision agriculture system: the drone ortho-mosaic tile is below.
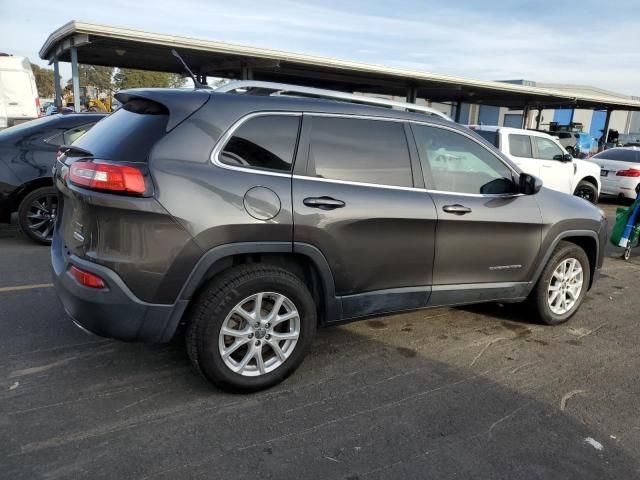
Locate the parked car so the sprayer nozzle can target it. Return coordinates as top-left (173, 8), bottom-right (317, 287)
top-left (52, 82), bottom-right (606, 392)
top-left (470, 126), bottom-right (601, 203)
top-left (589, 147), bottom-right (640, 200)
top-left (0, 54), bottom-right (40, 126)
top-left (0, 113), bottom-right (106, 243)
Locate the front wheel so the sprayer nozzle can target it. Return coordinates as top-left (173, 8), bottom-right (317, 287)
top-left (574, 180), bottom-right (598, 204)
top-left (527, 241), bottom-right (590, 325)
top-left (186, 265), bottom-right (317, 392)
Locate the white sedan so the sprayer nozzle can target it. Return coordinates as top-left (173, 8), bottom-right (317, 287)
top-left (590, 147), bottom-right (640, 200)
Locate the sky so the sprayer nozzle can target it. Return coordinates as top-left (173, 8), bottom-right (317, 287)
top-left (1, 0), bottom-right (639, 96)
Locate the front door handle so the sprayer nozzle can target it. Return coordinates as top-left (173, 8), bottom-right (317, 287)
top-left (442, 204), bottom-right (472, 215)
top-left (303, 196), bottom-right (346, 210)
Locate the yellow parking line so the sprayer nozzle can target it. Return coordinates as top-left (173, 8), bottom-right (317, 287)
top-left (0, 283), bottom-right (54, 293)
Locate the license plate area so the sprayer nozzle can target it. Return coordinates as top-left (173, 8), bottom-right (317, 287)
top-left (600, 170), bottom-right (609, 177)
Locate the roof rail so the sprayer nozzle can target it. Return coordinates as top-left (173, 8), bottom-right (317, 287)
top-left (215, 80), bottom-right (452, 121)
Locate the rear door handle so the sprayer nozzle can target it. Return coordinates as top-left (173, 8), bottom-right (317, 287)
top-left (303, 196), bottom-right (346, 210)
top-left (442, 204), bottom-right (472, 215)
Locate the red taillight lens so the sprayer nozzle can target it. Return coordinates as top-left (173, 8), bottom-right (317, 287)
top-left (70, 266), bottom-right (105, 289)
top-left (616, 168), bottom-right (640, 177)
top-left (69, 161), bottom-right (145, 194)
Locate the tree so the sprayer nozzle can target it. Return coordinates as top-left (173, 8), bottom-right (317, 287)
top-left (113, 68), bottom-right (186, 90)
top-left (31, 63), bottom-right (56, 98)
top-left (65, 65), bottom-right (114, 92)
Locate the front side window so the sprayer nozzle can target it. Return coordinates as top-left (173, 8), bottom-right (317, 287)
top-left (534, 136), bottom-right (564, 160)
top-left (307, 117), bottom-right (413, 187)
top-left (509, 134), bottom-right (533, 158)
top-left (412, 124), bottom-right (515, 195)
top-left (220, 115), bottom-right (300, 172)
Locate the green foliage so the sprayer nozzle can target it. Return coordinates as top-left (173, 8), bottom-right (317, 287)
top-left (31, 63), bottom-right (56, 98)
top-left (113, 69), bottom-right (186, 90)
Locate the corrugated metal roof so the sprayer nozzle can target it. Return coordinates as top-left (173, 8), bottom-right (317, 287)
top-left (39, 20), bottom-right (640, 111)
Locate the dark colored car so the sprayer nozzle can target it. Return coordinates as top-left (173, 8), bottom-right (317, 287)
top-left (52, 83), bottom-right (606, 392)
top-left (0, 113), bottom-right (106, 243)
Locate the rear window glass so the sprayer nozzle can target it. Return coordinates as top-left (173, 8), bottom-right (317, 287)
top-left (508, 134), bottom-right (533, 158)
top-left (72, 102), bottom-right (167, 162)
top-left (474, 130), bottom-right (499, 147)
top-left (220, 115), bottom-right (300, 172)
top-left (594, 148), bottom-right (640, 163)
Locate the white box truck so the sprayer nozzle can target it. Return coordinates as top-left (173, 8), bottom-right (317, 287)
top-left (0, 54), bottom-right (40, 127)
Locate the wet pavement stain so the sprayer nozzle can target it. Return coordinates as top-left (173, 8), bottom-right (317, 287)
top-left (501, 321), bottom-right (532, 337)
top-left (366, 320), bottom-right (387, 329)
top-left (396, 347), bottom-right (418, 358)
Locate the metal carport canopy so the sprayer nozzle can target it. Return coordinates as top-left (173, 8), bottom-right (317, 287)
top-left (40, 20), bottom-right (640, 111)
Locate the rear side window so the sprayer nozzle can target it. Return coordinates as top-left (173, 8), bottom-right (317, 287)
top-left (72, 100), bottom-right (168, 162)
top-left (533, 137), bottom-right (564, 160)
top-left (307, 117), bottom-right (413, 187)
top-left (412, 124), bottom-right (515, 195)
top-left (594, 149), bottom-right (640, 163)
top-left (220, 115), bottom-right (300, 172)
top-left (509, 134), bottom-right (533, 158)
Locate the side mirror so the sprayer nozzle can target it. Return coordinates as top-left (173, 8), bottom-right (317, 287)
top-left (553, 153), bottom-right (573, 162)
top-left (519, 173), bottom-right (543, 195)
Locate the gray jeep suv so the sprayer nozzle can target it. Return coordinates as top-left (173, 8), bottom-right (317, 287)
top-left (52, 82), bottom-right (606, 392)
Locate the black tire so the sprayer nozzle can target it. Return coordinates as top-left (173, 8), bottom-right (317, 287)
top-left (17, 186), bottom-right (57, 245)
top-left (574, 180), bottom-right (598, 204)
top-left (186, 265), bottom-right (317, 392)
top-left (527, 241), bottom-right (591, 325)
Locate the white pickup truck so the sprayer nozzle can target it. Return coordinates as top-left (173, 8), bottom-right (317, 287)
top-left (470, 125), bottom-right (601, 204)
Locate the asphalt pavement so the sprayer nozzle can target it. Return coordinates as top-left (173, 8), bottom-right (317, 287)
top-left (1, 199), bottom-right (639, 479)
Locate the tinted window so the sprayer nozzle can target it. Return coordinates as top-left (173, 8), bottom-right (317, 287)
top-left (221, 115), bottom-right (300, 172)
top-left (594, 148), bottom-right (640, 163)
top-left (533, 137), bottom-right (564, 160)
top-left (509, 134), bottom-right (533, 158)
top-left (73, 103), bottom-right (168, 163)
top-left (64, 122), bottom-right (95, 144)
top-left (307, 117), bottom-right (412, 187)
top-left (474, 130), bottom-right (499, 147)
top-left (413, 125), bottom-right (515, 195)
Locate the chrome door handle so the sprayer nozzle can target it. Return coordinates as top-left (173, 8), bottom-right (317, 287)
top-left (303, 196), bottom-right (346, 210)
top-left (442, 204), bottom-right (472, 215)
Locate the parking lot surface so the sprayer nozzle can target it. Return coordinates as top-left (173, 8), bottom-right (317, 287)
top-left (1, 200), bottom-right (639, 479)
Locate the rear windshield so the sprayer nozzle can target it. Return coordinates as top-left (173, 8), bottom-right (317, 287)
top-left (474, 130), bottom-right (499, 147)
top-left (593, 148), bottom-right (640, 163)
top-left (72, 100), bottom-right (168, 162)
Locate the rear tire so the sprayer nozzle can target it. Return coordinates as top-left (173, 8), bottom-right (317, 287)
top-left (18, 186), bottom-right (57, 245)
top-left (574, 180), bottom-right (598, 204)
top-left (186, 265), bottom-right (317, 392)
top-left (527, 241), bottom-right (590, 325)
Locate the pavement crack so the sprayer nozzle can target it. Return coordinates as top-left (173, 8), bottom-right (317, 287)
top-left (470, 337), bottom-right (506, 367)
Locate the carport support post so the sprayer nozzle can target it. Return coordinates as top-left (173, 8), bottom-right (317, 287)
top-left (521, 105), bottom-right (529, 129)
top-left (535, 108), bottom-right (542, 129)
top-left (53, 60), bottom-right (62, 110)
top-left (70, 46), bottom-right (81, 113)
top-left (406, 86), bottom-right (417, 104)
top-left (454, 100), bottom-right (462, 123)
top-left (602, 109), bottom-right (612, 148)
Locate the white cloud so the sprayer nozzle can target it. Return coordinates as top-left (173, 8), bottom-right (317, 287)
top-left (1, 0), bottom-right (639, 95)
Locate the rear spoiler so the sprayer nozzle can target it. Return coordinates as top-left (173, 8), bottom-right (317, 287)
top-left (115, 89), bottom-right (210, 131)
top-left (58, 144), bottom-right (93, 157)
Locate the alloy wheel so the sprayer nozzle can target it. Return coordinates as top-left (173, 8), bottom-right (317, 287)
top-left (26, 193), bottom-right (57, 242)
top-left (547, 258), bottom-right (584, 315)
top-left (218, 292), bottom-right (301, 376)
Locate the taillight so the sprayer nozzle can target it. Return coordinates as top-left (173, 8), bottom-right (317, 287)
top-left (616, 168), bottom-right (640, 177)
top-left (70, 266), bottom-right (105, 289)
top-left (69, 161), bottom-right (146, 194)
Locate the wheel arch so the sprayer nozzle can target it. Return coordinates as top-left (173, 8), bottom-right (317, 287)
top-left (175, 242), bottom-right (339, 331)
top-left (9, 177), bottom-right (54, 216)
top-left (531, 230), bottom-right (599, 292)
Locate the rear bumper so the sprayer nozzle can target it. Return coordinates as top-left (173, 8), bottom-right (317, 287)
top-left (51, 230), bottom-right (188, 342)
